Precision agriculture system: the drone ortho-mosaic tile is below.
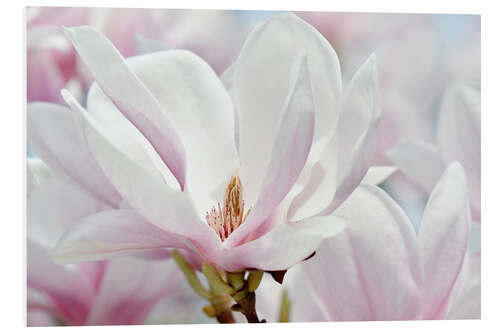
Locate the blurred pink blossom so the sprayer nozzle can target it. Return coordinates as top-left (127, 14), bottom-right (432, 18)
top-left (387, 82), bottom-right (481, 221)
top-left (26, 13), bottom-right (392, 274)
top-left (277, 163), bottom-right (480, 321)
top-left (27, 152), bottom-right (181, 325)
top-left (27, 7), bottom-right (248, 104)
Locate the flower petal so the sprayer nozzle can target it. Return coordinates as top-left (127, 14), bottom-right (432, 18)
top-left (445, 253), bottom-right (481, 319)
top-left (125, 50), bottom-right (239, 212)
top-left (288, 55), bottom-right (380, 220)
top-left (63, 26), bottom-right (187, 188)
top-left (231, 13), bottom-right (342, 203)
top-left (28, 178), bottom-right (108, 249)
top-left (86, 84), bottom-right (180, 191)
top-left (27, 240), bottom-right (94, 325)
top-left (62, 90), bottom-right (222, 261)
top-left (27, 157), bottom-right (53, 197)
top-left (52, 209), bottom-right (199, 264)
top-left (27, 102), bottom-right (122, 207)
top-left (361, 166), bottom-right (398, 185)
top-left (386, 137), bottom-right (444, 193)
top-left (219, 215), bottom-right (345, 272)
top-left (320, 54), bottom-right (381, 215)
top-left (86, 257), bottom-right (182, 325)
top-left (418, 162), bottom-right (471, 319)
top-left (302, 184), bottom-right (421, 321)
top-left (437, 82), bottom-right (481, 219)
top-left (226, 53), bottom-right (315, 247)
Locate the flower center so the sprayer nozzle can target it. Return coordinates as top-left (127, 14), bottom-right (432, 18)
top-left (205, 171), bottom-right (251, 241)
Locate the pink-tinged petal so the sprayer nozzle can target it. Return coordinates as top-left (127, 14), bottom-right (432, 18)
top-left (361, 166), bottom-right (397, 185)
top-left (27, 157), bottom-right (52, 197)
top-left (219, 215), bottom-right (345, 272)
top-left (62, 91), bottom-right (222, 261)
top-left (52, 209), bottom-right (199, 264)
top-left (27, 240), bottom-right (94, 325)
top-left (231, 13), bottom-right (342, 203)
top-left (86, 257), bottom-right (182, 325)
top-left (27, 309), bottom-right (56, 327)
top-left (418, 162), bottom-right (471, 319)
top-left (288, 55), bottom-right (380, 220)
top-left (286, 160), bottom-right (335, 222)
top-left (28, 178), bottom-right (108, 248)
top-left (63, 26), bottom-right (187, 189)
top-left (320, 54), bottom-right (381, 215)
top-left (285, 266), bottom-right (329, 322)
top-left (437, 82), bottom-right (481, 219)
top-left (87, 84), bottom-right (180, 190)
top-left (27, 103), bottom-right (122, 207)
top-left (27, 49), bottom-right (67, 104)
top-left (226, 54), bottom-right (315, 247)
top-left (27, 288), bottom-right (55, 314)
top-left (76, 261), bottom-right (107, 294)
top-left (126, 50), bottom-right (239, 212)
top-left (445, 253), bottom-right (481, 319)
top-left (220, 63), bottom-right (235, 90)
top-left (386, 137), bottom-right (444, 193)
top-left (302, 184), bottom-right (421, 321)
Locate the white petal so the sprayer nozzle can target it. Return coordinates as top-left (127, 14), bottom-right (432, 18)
top-left (62, 90), bottom-right (222, 260)
top-left (231, 13), bottom-right (342, 203)
top-left (219, 215), bottom-right (345, 272)
top-left (418, 162), bottom-right (471, 319)
top-left (86, 257), bottom-right (182, 325)
top-left (361, 166), bottom-right (398, 185)
top-left (387, 137), bottom-right (444, 193)
top-left (126, 50), bottom-right (239, 212)
top-left (288, 55), bottom-right (380, 220)
top-left (437, 82), bottom-right (481, 218)
top-left (445, 253), bottom-right (480, 319)
top-left (27, 157), bottom-right (53, 197)
top-left (28, 178), bottom-right (108, 249)
top-left (63, 26), bottom-right (187, 188)
top-left (226, 53), bottom-right (315, 247)
top-left (27, 102), bottom-right (122, 207)
top-left (52, 209), bottom-right (199, 264)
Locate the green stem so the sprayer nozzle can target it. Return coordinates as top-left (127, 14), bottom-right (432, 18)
top-left (278, 290), bottom-right (291, 322)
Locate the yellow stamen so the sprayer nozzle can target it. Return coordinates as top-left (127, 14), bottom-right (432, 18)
top-left (206, 172), bottom-right (251, 241)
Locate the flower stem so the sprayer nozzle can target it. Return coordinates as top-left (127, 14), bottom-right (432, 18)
top-left (216, 310), bottom-right (236, 323)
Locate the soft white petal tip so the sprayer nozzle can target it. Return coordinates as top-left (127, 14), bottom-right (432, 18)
top-left (60, 89), bottom-right (73, 104)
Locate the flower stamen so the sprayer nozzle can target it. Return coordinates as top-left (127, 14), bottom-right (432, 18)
top-left (206, 172), bottom-right (251, 241)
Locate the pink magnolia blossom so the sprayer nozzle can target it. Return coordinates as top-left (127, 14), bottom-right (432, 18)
top-left (26, 155), bottom-right (182, 326)
top-left (387, 82), bottom-right (481, 221)
top-left (273, 162), bottom-right (479, 321)
top-left (27, 7), bottom-right (90, 103)
top-left (27, 13), bottom-right (387, 273)
top-left (27, 7), bottom-right (249, 104)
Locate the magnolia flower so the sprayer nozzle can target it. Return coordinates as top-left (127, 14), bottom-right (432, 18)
top-left (26, 156), bottom-right (182, 326)
top-left (28, 13), bottom-right (384, 277)
top-left (277, 162), bottom-right (480, 321)
top-left (387, 82), bottom-right (481, 221)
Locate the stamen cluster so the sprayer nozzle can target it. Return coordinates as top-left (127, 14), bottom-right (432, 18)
top-left (206, 172), bottom-right (251, 241)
